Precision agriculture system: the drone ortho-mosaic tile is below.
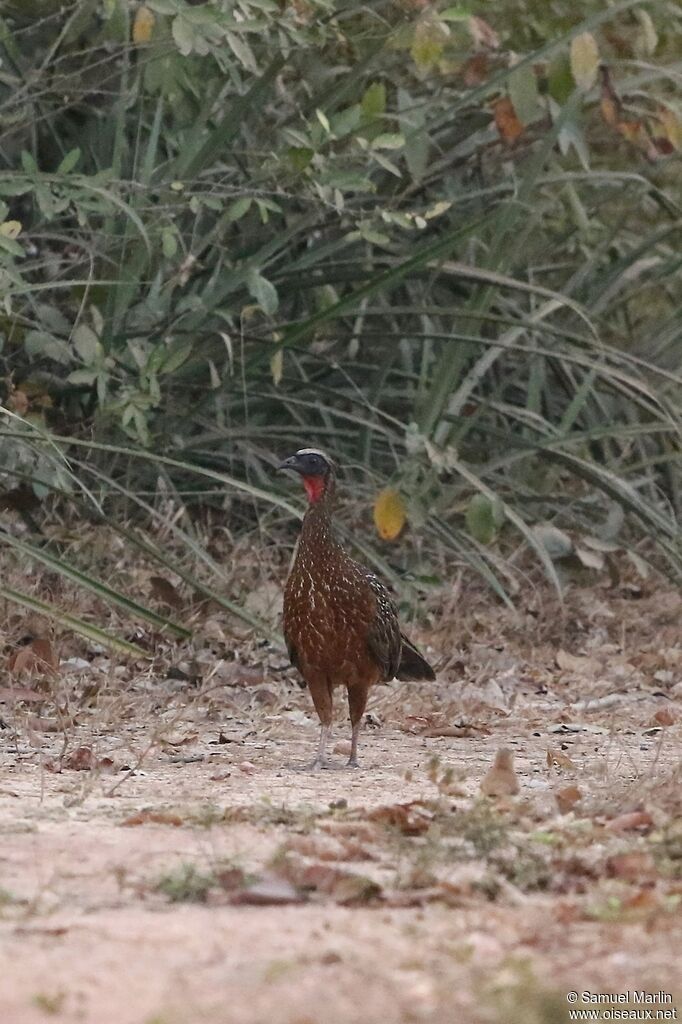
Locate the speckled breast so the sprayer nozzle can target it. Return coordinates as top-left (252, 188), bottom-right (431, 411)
top-left (283, 558), bottom-right (381, 689)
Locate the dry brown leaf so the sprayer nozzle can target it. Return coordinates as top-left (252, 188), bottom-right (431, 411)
top-left (149, 576), bottom-right (183, 609)
top-left (468, 15), bottom-right (499, 50)
top-left (231, 877), bottom-right (304, 906)
top-left (606, 851), bottom-right (656, 881)
top-left (658, 106), bottom-right (682, 150)
top-left (604, 810), bottom-right (653, 834)
top-left (480, 747), bottom-right (519, 797)
top-left (62, 746), bottom-right (115, 772)
top-left (280, 858), bottom-right (381, 905)
top-left (214, 662), bottom-right (264, 687)
top-left (0, 685), bottom-right (46, 702)
top-left (369, 802), bottom-right (434, 836)
top-left (653, 708), bottom-right (677, 726)
top-left (285, 834), bottom-right (352, 862)
top-left (492, 97), bottom-right (524, 144)
top-left (462, 53), bottom-right (489, 86)
top-left (9, 638), bottom-right (59, 676)
top-left (7, 388), bottom-right (29, 415)
top-left (45, 747), bottom-right (115, 772)
top-left (555, 785), bottom-right (582, 814)
top-left (547, 747), bottom-right (577, 772)
top-left (122, 810), bottom-right (184, 827)
top-left (555, 648), bottom-right (598, 674)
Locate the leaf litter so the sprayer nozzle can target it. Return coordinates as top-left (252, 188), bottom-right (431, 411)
top-left (1, 543), bottom-right (682, 1022)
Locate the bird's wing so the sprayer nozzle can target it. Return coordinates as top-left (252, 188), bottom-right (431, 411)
top-left (363, 571), bottom-right (402, 681)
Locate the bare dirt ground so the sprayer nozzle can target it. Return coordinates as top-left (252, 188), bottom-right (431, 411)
top-left (2, 560), bottom-right (682, 1024)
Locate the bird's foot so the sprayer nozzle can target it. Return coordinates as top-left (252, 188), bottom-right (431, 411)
top-left (345, 756), bottom-right (359, 770)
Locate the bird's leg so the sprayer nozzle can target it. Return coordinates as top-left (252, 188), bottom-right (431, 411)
top-left (307, 679), bottom-right (333, 770)
top-left (308, 721), bottom-right (331, 771)
top-left (347, 719), bottom-right (361, 769)
top-left (346, 683), bottom-right (369, 769)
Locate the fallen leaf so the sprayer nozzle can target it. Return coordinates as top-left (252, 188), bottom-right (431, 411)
top-left (149, 576), bottom-right (183, 609)
top-left (492, 96), bottom-right (524, 144)
top-left (575, 546), bottom-right (605, 571)
top-left (373, 488), bottom-right (406, 541)
top-left (547, 748), bottom-right (578, 771)
top-left (281, 857), bottom-right (382, 905)
top-left (231, 877), bottom-right (304, 906)
top-left (213, 662), bottom-right (264, 686)
top-left (122, 810), bottom-right (184, 827)
top-left (555, 785), bottom-right (582, 814)
top-left (9, 638), bottom-right (59, 676)
top-left (604, 810), bottom-right (653, 834)
top-left (7, 389), bottom-right (29, 415)
top-left (61, 746), bottom-right (116, 772)
top-left (653, 708), bottom-right (677, 726)
top-left (369, 802), bottom-right (434, 836)
top-left (606, 851), bottom-right (656, 881)
top-left (658, 106), bottom-right (682, 150)
top-left (480, 747), bottom-right (519, 797)
top-left (0, 685), bottom-right (46, 702)
top-left (462, 53), bottom-right (489, 86)
top-left (555, 649), bottom-right (598, 674)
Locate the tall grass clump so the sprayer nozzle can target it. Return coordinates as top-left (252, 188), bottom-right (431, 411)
top-left (0, 0), bottom-right (680, 639)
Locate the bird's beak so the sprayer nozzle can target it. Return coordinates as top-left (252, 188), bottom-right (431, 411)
top-left (277, 455), bottom-right (300, 472)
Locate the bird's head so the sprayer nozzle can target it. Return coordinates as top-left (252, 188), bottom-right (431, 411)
top-left (277, 448), bottom-right (336, 504)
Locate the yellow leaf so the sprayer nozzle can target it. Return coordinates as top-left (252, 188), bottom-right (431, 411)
top-left (411, 16), bottom-right (447, 72)
top-left (373, 488), bottom-right (406, 541)
top-left (133, 6), bottom-right (155, 45)
top-left (0, 220), bottom-right (21, 238)
top-left (570, 32), bottom-right (599, 91)
top-left (659, 107), bottom-right (682, 150)
top-left (270, 348), bottom-right (283, 387)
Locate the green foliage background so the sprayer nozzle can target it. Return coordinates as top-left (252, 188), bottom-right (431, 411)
top-left (0, 0), bottom-right (681, 640)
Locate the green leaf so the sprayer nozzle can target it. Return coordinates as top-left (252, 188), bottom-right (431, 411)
top-left (20, 150), bottom-right (37, 173)
top-left (247, 270), bottom-right (278, 314)
top-left (161, 226), bottom-right (178, 258)
top-left (57, 148), bottom-right (81, 173)
top-left (508, 64), bottom-right (541, 126)
top-left (160, 337), bottom-right (194, 374)
top-left (73, 324), bottom-right (102, 365)
top-left (440, 6), bottom-right (470, 21)
top-left (287, 147), bottom-right (314, 172)
top-left (371, 133), bottom-right (405, 151)
top-left (465, 493), bottom-right (503, 544)
top-left (361, 82), bottom-right (386, 121)
top-left (227, 197), bottom-right (252, 221)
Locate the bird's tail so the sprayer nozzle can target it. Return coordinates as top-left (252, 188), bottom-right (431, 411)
top-left (396, 634), bottom-right (435, 681)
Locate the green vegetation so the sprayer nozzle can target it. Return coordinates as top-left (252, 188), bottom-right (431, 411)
top-left (0, 1), bottom-right (680, 642)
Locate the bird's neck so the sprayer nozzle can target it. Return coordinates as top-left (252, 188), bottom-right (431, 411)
top-left (299, 490), bottom-right (340, 559)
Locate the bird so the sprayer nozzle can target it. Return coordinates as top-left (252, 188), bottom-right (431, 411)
top-left (278, 448), bottom-right (435, 769)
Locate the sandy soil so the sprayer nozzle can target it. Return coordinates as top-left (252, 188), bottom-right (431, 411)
top-left (2, 580), bottom-right (682, 1024)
